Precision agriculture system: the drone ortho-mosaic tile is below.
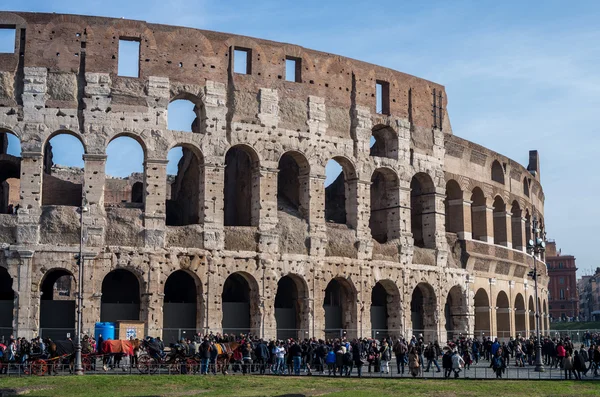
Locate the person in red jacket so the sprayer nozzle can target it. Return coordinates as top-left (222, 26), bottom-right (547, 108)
top-left (556, 342), bottom-right (566, 369)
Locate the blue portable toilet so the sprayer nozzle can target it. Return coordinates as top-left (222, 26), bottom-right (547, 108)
top-left (95, 322), bottom-right (115, 345)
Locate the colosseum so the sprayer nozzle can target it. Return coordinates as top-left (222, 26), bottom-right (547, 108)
top-left (0, 11), bottom-right (549, 344)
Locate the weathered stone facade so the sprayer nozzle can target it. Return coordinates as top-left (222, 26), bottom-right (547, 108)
top-left (0, 12), bottom-right (549, 343)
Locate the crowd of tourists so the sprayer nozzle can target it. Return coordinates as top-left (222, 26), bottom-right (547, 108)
top-left (2, 331), bottom-right (600, 379)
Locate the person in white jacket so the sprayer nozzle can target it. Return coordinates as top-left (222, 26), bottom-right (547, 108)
top-left (451, 349), bottom-right (465, 379)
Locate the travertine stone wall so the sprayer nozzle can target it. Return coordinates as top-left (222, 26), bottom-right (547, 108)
top-left (0, 12), bottom-right (549, 342)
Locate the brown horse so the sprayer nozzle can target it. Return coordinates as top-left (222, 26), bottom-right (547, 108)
top-left (213, 342), bottom-right (240, 374)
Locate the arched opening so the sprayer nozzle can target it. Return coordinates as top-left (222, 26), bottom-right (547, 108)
top-left (491, 160), bottom-right (504, 184)
top-left (42, 133), bottom-right (85, 206)
top-left (370, 125), bottom-right (398, 159)
top-left (411, 283), bottom-right (437, 342)
top-left (0, 131), bottom-right (21, 215)
top-left (101, 269), bottom-right (141, 323)
top-left (0, 267), bottom-right (14, 340)
top-left (105, 136), bottom-right (145, 209)
top-left (444, 180), bottom-right (463, 235)
top-left (370, 280), bottom-right (401, 338)
top-left (410, 173), bottom-right (436, 248)
top-left (511, 201), bottom-right (523, 250)
top-left (515, 293), bottom-right (526, 337)
top-left (493, 196), bottom-right (507, 246)
top-left (324, 278), bottom-right (357, 338)
top-left (369, 168), bottom-right (400, 243)
top-left (496, 291), bottom-right (510, 341)
top-left (275, 274), bottom-right (308, 340)
top-left (224, 146), bottom-right (259, 226)
top-left (325, 157), bottom-right (357, 228)
top-left (528, 295), bottom-right (535, 335)
top-left (474, 289), bottom-right (490, 339)
top-left (163, 270), bottom-right (199, 344)
top-left (523, 178), bottom-right (530, 197)
top-left (470, 187), bottom-right (488, 242)
top-left (167, 98), bottom-right (204, 133)
top-left (166, 146), bottom-right (203, 226)
top-left (445, 286), bottom-right (467, 340)
top-left (222, 272), bottom-right (259, 335)
top-left (525, 209), bottom-right (532, 246)
top-left (40, 269), bottom-right (75, 340)
top-left (277, 152), bottom-right (310, 220)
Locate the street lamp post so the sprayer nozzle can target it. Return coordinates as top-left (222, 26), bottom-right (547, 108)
top-left (527, 210), bottom-right (546, 372)
top-left (74, 198), bottom-right (88, 376)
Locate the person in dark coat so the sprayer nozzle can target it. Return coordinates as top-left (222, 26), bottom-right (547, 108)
top-left (351, 339), bottom-right (364, 377)
top-left (573, 350), bottom-right (585, 380)
top-left (199, 337), bottom-right (212, 375)
top-left (442, 349), bottom-right (453, 379)
top-left (254, 339), bottom-right (269, 375)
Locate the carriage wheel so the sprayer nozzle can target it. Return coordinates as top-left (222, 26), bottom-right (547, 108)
top-left (137, 354), bottom-right (154, 374)
top-left (31, 359), bottom-right (48, 376)
top-left (185, 358), bottom-right (199, 375)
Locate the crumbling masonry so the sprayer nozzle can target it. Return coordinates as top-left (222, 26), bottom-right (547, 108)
top-left (0, 12), bottom-right (549, 343)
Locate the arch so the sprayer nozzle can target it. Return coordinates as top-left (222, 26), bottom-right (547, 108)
top-left (523, 178), bottom-right (530, 197)
top-left (167, 97), bottom-right (204, 133)
top-left (166, 145), bottom-right (204, 226)
top-left (323, 277), bottom-right (357, 339)
top-left (370, 280), bottom-right (401, 338)
top-left (40, 268), bottom-right (76, 340)
top-left (511, 201), bottom-right (523, 250)
top-left (131, 182), bottom-right (143, 204)
top-left (101, 269), bottom-right (141, 323)
top-left (514, 293), bottom-right (526, 337)
top-left (105, 136), bottom-right (146, 209)
top-left (163, 270), bottom-right (201, 343)
top-left (528, 295), bottom-right (535, 335)
top-left (411, 282), bottom-right (437, 342)
top-left (491, 160), bottom-right (505, 184)
top-left (275, 274), bottom-right (309, 340)
top-left (222, 272), bottom-right (260, 335)
top-left (224, 145), bottom-right (260, 226)
top-left (277, 151), bottom-right (310, 220)
top-left (42, 132), bottom-right (86, 206)
top-left (492, 196), bottom-right (508, 246)
top-left (445, 285), bottom-right (467, 340)
top-left (474, 289), bottom-right (490, 339)
top-left (0, 266), bottom-right (14, 340)
top-left (325, 157), bottom-right (358, 228)
top-left (370, 125), bottom-right (398, 159)
top-left (496, 291), bottom-right (510, 341)
top-left (444, 180), bottom-right (463, 235)
top-left (470, 187), bottom-right (487, 241)
top-left (0, 131), bottom-right (21, 214)
top-left (410, 173), bottom-right (436, 248)
top-left (369, 168), bottom-right (400, 243)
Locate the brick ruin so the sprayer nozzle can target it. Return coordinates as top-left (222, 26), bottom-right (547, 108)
top-left (0, 11), bottom-right (549, 342)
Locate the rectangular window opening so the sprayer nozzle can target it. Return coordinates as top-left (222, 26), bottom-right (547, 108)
top-left (376, 80), bottom-right (390, 115)
top-left (285, 57), bottom-right (301, 82)
top-left (118, 38), bottom-right (140, 78)
top-left (0, 27), bottom-right (16, 54)
top-left (234, 48), bottom-right (251, 75)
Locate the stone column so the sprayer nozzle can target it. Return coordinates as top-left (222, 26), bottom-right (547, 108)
top-left (143, 158), bottom-right (168, 248)
top-left (512, 216), bottom-right (526, 251)
top-left (202, 159), bottom-right (225, 250)
top-left (8, 250), bottom-right (35, 339)
top-left (508, 281), bottom-right (515, 337)
top-left (355, 178), bottom-right (372, 259)
top-left (489, 278), bottom-right (497, 339)
top-left (16, 152), bottom-right (43, 245)
top-left (258, 165), bottom-right (279, 254)
top-left (83, 154), bottom-right (107, 248)
top-left (493, 210), bottom-right (512, 248)
top-left (472, 203), bottom-right (494, 243)
top-left (449, 196), bottom-right (472, 240)
top-left (398, 181), bottom-right (413, 263)
top-left (308, 172), bottom-right (327, 256)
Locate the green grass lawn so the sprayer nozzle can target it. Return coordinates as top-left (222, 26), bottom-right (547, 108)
top-left (1, 375), bottom-right (599, 397)
top-left (550, 321), bottom-right (600, 331)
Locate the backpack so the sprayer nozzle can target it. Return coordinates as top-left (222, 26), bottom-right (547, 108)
top-left (326, 350), bottom-right (336, 364)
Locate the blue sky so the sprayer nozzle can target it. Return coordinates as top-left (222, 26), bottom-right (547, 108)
top-left (4, 1), bottom-right (600, 275)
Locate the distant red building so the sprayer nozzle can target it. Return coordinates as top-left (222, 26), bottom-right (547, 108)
top-left (546, 241), bottom-right (579, 321)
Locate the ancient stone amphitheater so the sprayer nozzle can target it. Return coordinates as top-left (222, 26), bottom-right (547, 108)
top-left (0, 12), bottom-right (549, 343)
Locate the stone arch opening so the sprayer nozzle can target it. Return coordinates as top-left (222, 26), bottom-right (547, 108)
top-left (277, 151), bottom-right (310, 220)
top-left (105, 136), bottom-right (145, 209)
top-left (370, 280), bottom-right (401, 338)
top-left (491, 160), bottom-right (504, 184)
top-left (444, 180), bottom-right (463, 234)
top-left (166, 145), bottom-right (204, 226)
top-left (511, 201), bottom-right (523, 250)
top-left (445, 285), bottom-right (467, 340)
top-left (101, 269), bottom-right (141, 323)
top-left (410, 173), bottom-right (436, 248)
top-left (0, 267), bottom-right (14, 340)
top-left (369, 168), bottom-right (400, 243)
top-left (324, 277), bottom-right (357, 338)
top-left (370, 125), bottom-right (398, 159)
top-left (275, 274), bottom-right (309, 340)
top-left (528, 295), bottom-right (535, 334)
top-left (40, 269), bottom-right (75, 340)
top-left (470, 187), bottom-right (487, 241)
top-left (474, 288), bottom-right (490, 338)
top-left (411, 282), bottom-right (437, 341)
top-left (222, 272), bottom-right (260, 335)
top-left (224, 145), bottom-right (259, 226)
top-left (493, 196), bottom-right (507, 246)
top-left (523, 178), bottom-right (530, 197)
top-left (167, 98), bottom-right (204, 133)
top-left (325, 157), bottom-right (357, 228)
top-left (496, 290), bottom-right (510, 340)
top-left (0, 131), bottom-right (21, 215)
top-left (515, 293), bottom-right (526, 337)
top-left (42, 132), bottom-right (85, 206)
top-left (163, 270), bottom-right (200, 343)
